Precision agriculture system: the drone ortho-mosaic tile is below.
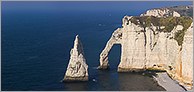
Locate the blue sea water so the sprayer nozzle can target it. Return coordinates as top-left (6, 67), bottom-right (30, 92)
top-left (2, 1), bottom-right (192, 91)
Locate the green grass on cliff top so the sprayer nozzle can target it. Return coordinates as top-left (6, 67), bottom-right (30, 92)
top-left (129, 16), bottom-right (192, 46)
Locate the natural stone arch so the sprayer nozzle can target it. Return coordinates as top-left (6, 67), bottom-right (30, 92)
top-left (98, 28), bottom-right (122, 69)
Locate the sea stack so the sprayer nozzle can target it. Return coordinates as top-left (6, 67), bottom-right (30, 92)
top-left (63, 35), bottom-right (88, 82)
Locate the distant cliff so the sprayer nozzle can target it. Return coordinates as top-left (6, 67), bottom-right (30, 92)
top-left (140, 5), bottom-right (193, 17)
top-left (98, 5), bottom-right (193, 90)
top-left (167, 5), bottom-right (193, 17)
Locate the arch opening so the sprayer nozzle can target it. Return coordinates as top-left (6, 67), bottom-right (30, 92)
top-left (108, 44), bottom-right (121, 70)
top-left (98, 28), bottom-right (122, 69)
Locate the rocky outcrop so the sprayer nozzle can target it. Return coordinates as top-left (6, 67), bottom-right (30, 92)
top-left (63, 35), bottom-right (88, 81)
top-left (140, 8), bottom-right (180, 17)
top-left (99, 15), bottom-right (193, 89)
top-left (98, 28), bottom-right (122, 69)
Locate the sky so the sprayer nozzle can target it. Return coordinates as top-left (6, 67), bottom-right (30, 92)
top-left (1, 1), bottom-right (193, 17)
top-left (2, 1), bottom-right (192, 12)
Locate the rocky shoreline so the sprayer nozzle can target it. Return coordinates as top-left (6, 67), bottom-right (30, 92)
top-left (63, 76), bottom-right (88, 82)
top-left (153, 72), bottom-right (187, 91)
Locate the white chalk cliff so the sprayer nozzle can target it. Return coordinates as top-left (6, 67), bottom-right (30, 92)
top-left (140, 8), bottom-right (180, 17)
top-left (99, 10), bottom-right (193, 89)
top-left (63, 35), bottom-right (88, 81)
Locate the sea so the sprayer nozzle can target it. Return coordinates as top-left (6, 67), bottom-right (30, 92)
top-left (2, 1), bottom-right (192, 91)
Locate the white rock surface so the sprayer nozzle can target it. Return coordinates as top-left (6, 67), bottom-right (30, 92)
top-left (171, 25), bottom-right (184, 38)
top-left (181, 22), bottom-right (193, 89)
top-left (63, 35), bottom-right (88, 81)
top-left (140, 8), bottom-right (180, 17)
top-left (99, 15), bottom-right (193, 89)
top-left (99, 28), bottom-right (122, 69)
top-left (119, 16), bottom-right (146, 70)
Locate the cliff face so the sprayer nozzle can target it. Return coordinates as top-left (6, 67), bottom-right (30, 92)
top-left (181, 23), bottom-right (193, 88)
top-left (99, 8), bottom-right (193, 89)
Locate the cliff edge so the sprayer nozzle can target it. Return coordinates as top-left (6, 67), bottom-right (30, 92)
top-left (99, 5), bottom-right (193, 90)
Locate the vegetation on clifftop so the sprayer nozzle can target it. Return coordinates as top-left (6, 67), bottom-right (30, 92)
top-left (129, 16), bottom-right (192, 45)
